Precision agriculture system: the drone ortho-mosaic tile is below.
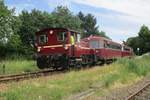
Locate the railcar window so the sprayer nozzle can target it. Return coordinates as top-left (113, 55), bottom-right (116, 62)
top-left (106, 43), bottom-right (121, 50)
top-left (90, 40), bottom-right (100, 49)
top-left (124, 47), bottom-right (130, 51)
top-left (57, 32), bottom-right (66, 41)
top-left (39, 34), bottom-right (48, 44)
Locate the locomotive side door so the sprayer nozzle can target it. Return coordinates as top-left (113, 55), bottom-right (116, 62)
top-left (70, 32), bottom-right (75, 57)
top-left (69, 31), bottom-right (81, 57)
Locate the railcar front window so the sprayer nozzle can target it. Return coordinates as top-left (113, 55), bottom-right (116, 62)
top-left (39, 34), bottom-right (48, 44)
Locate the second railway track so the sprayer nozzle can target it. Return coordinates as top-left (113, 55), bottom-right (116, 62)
top-left (127, 82), bottom-right (150, 100)
top-left (0, 69), bottom-right (66, 83)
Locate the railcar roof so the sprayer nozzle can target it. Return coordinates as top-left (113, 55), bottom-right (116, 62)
top-left (82, 35), bottom-right (121, 46)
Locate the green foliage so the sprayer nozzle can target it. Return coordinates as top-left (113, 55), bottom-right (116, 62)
top-left (0, 60), bottom-right (38, 75)
top-left (1, 55), bottom-right (150, 100)
top-left (78, 12), bottom-right (98, 37)
top-left (51, 6), bottom-right (82, 31)
top-left (116, 56), bottom-right (150, 77)
top-left (126, 25), bottom-right (150, 55)
top-left (0, 2), bottom-right (109, 58)
top-left (0, 0), bottom-right (12, 43)
top-left (98, 31), bottom-right (110, 39)
top-left (103, 73), bottom-right (119, 87)
top-left (126, 37), bottom-right (140, 54)
top-left (78, 11), bottom-right (109, 38)
top-left (0, 0), bottom-right (22, 58)
top-left (19, 9), bottom-right (53, 44)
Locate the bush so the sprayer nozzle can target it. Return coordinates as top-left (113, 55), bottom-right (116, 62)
top-left (116, 56), bottom-right (150, 77)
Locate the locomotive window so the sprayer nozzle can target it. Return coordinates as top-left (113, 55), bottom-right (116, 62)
top-left (57, 32), bottom-right (66, 41)
top-left (39, 34), bottom-right (48, 44)
top-left (77, 34), bottom-right (80, 42)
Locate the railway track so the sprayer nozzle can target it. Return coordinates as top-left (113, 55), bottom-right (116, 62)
top-left (0, 62), bottom-right (108, 84)
top-left (0, 69), bottom-right (65, 83)
top-left (127, 82), bottom-right (150, 100)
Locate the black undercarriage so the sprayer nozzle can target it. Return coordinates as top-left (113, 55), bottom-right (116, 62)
top-left (36, 54), bottom-right (106, 69)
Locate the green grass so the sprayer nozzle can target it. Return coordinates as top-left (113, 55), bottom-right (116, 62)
top-left (104, 54), bottom-right (150, 86)
top-left (0, 60), bottom-right (38, 75)
top-left (0, 54), bottom-right (150, 100)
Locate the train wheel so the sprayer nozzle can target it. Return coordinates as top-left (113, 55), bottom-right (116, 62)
top-left (37, 57), bottom-right (48, 69)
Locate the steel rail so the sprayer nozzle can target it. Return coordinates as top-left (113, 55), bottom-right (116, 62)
top-left (126, 82), bottom-right (150, 100)
top-left (0, 69), bottom-right (65, 83)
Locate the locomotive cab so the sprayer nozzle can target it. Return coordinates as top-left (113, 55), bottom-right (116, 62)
top-left (35, 28), bottom-right (81, 69)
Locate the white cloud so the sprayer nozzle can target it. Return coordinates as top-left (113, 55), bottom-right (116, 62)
top-left (46, 0), bottom-right (71, 8)
top-left (8, 3), bottom-right (35, 15)
top-left (71, 0), bottom-right (150, 19)
top-left (101, 26), bottom-right (138, 43)
top-left (71, 0), bottom-right (150, 42)
top-left (6, 0), bottom-right (150, 42)
top-left (71, 0), bottom-right (150, 27)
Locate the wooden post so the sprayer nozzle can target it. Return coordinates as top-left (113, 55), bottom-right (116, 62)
top-left (3, 64), bottom-right (5, 74)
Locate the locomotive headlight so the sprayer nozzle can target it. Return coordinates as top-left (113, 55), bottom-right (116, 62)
top-left (37, 47), bottom-right (41, 52)
top-left (96, 50), bottom-right (99, 53)
top-left (64, 46), bottom-right (68, 50)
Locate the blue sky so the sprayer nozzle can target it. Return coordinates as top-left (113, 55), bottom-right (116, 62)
top-left (5, 0), bottom-right (150, 43)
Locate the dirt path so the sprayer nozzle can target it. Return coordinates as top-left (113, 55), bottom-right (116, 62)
top-left (0, 83), bottom-right (9, 92)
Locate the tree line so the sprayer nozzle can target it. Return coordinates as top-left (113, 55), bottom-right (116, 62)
top-left (126, 25), bottom-right (150, 55)
top-left (0, 0), bottom-right (108, 58)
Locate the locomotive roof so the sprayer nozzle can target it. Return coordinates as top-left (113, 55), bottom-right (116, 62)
top-left (36, 28), bottom-right (80, 34)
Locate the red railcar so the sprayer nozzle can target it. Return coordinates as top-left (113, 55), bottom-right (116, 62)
top-left (35, 28), bottom-right (94, 69)
top-left (122, 45), bottom-right (133, 58)
top-left (81, 35), bottom-right (133, 63)
top-left (81, 36), bottom-right (122, 63)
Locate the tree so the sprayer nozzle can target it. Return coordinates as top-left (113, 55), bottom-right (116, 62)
top-left (126, 25), bottom-right (150, 55)
top-left (78, 11), bottom-right (109, 38)
top-left (138, 25), bottom-right (150, 40)
top-left (51, 6), bottom-right (82, 31)
top-left (78, 12), bottom-right (98, 37)
top-left (0, 3), bottom-right (110, 58)
top-left (18, 9), bottom-right (54, 55)
top-left (126, 37), bottom-right (141, 54)
top-left (0, 0), bottom-right (22, 57)
top-left (138, 25), bottom-right (150, 54)
top-left (97, 31), bottom-right (110, 39)
top-left (0, 0), bottom-right (12, 44)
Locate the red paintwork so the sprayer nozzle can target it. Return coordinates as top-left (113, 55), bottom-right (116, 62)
top-left (122, 47), bottom-right (133, 57)
top-left (36, 28), bottom-right (70, 55)
top-left (81, 35), bottom-right (133, 60)
top-left (35, 28), bottom-right (133, 61)
top-left (35, 28), bottom-right (91, 57)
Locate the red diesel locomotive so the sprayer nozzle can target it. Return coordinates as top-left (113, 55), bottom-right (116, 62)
top-left (35, 28), bottom-right (93, 69)
top-left (35, 28), bottom-right (133, 69)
